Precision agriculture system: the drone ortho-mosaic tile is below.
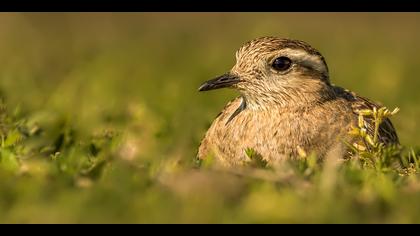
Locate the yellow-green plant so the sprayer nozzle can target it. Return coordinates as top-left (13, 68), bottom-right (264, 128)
top-left (350, 107), bottom-right (399, 150)
top-left (348, 106), bottom-right (404, 171)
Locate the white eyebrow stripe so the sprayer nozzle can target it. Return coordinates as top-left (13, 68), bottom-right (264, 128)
top-left (279, 48), bottom-right (327, 74)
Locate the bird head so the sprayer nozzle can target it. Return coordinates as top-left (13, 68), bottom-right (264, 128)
top-left (199, 37), bottom-right (333, 109)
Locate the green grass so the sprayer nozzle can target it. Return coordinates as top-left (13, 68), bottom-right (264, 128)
top-left (0, 13), bottom-right (420, 223)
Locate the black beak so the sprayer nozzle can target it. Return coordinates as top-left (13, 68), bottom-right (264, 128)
top-left (198, 73), bottom-right (241, 92)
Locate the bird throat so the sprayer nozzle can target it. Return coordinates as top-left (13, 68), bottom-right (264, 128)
top-left (235, 83), bottom-right (337, 114)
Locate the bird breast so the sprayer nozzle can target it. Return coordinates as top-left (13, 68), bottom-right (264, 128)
top-left (198, 96), bottom-right (354, 166)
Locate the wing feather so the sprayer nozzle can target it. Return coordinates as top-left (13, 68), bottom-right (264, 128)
top-left (336, 86), bottom-right (399, 145)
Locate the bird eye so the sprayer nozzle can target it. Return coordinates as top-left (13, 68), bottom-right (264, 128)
top-left (272, 56), bottom-right (292, 71)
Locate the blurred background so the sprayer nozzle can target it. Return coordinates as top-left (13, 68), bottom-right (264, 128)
top-left (1, 13), bottom-right (419, 147)
top-left (0, 13), bottom-right (419, 223)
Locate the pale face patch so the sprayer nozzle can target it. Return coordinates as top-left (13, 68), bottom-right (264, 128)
top-left (270, 48), bottom-right (328, 77)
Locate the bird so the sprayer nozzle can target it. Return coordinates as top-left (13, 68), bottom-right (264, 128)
top-left (197, 36), bottom-right (399, 167)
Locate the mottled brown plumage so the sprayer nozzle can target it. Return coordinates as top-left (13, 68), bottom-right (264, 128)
top-left (198, 37), bottom-right (398, 166)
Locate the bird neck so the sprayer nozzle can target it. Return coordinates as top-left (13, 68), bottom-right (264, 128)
top-left (241, 81), bottom-right (336, 111)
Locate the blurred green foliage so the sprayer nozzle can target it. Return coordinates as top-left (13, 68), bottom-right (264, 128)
top-left (0, 13), bottom-right (420, 223)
